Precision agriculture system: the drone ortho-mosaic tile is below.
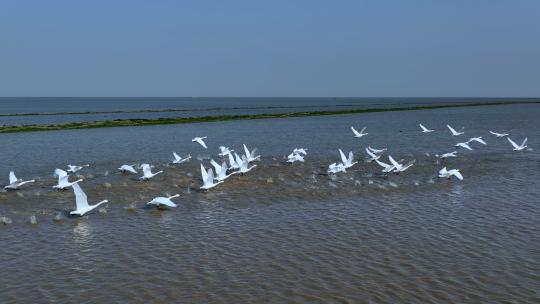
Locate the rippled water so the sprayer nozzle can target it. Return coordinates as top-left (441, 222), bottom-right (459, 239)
top-left (0, 103), bottom-right (539, 303)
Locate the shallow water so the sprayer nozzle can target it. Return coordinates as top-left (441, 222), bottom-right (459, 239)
top-left (0, 103), bottom-right (539, 303)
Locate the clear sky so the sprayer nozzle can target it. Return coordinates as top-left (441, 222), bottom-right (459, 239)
top-left (0, 0), bottom-right (539, 97)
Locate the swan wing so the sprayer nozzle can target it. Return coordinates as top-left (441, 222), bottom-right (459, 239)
top-left (447, 124), bottom-right (457, 135)
top-left (350, 126), bottom-right (360, 136)
top-left (338, 149), bottom-right (347, 164)
top-left (521, 137), bottom-right (528, 147)
top-left (54, 168), bottom-right (67, 178)
top-left (200, 164), bottom-right (209, 183)
top-left (419, 124), bottom-right (428, 131)
top-left (450, 170), bottom-right (463, 180)
top-left (9, 171), bottom-right (17, 184)
top-left (243, 144), bottom-right (251, 158)
top-left (210, 159), bottom-right (221, 174)
top-left (388, 155), bottom-right (400, 167)
top-left (72, 183), bottom-right (89, 210)
top-left (507, 137), bottom-right (519, 149)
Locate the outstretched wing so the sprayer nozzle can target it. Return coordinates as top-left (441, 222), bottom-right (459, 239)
top-left (173, 152), bottom-right (181, 161)
top-left (142, 164), bottom-right (152, 176)
top-left (243, 144), bottom-right (250, 158)
top-left (447, 124), bottom-right (457, 135)
top-left (360, 127), bottom-right (367, 134)
top-left (72, 183), bottom-right (89, 209)
top-left (210, 159), bottom-right (221, 174)
top-left (9, 171), bottom-right (17, 184)
top-left (196, 138), bottom-right (207, 149)
top-left (365, 148), bottom-right (377, 159)
top-left (419, 124), bottom-right (428, 131)
top-left (350, 126), bottom-right (360, 136)
top-left (348, 151), bottom-right (354, 163)
top-left (507, 137), bottom-right (519, 149)
top-left (521, 137), bottom-right (528, 147)
top-left (200, 163), bottom-right (209, 183)
top-left (338, 149), bottom-right (347, 164)
top-left (388, 155), bottom-right (400, 167)
top-left (451, 170), bottom-right (463, 180)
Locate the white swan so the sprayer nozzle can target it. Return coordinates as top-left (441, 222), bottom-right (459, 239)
top-left (507, 137), bottom-right (528, 151)
top-left (351, 126), bottom-right (368, 138)
top-left (339, 149), bottom-right (357, 169)
top-left (243, 144), bottom-right (261, 162)
top-left (147, 194), bottom-right (180, 208)
top-left (4, 171), bottom-right (35, 190)
top-left (53, 168), bottom-right (83, 190)
top-left (287, 152), bottom-right (305, 163)
top-left (419, 123), bottom-right (434, 133)
top-left (438, 167), bottom-right (463, 180)
top-left (388, 155), bottom-right (414, 173)
top-left (293, 148), bottom-right (308, 155)
top-left (139, 164), bottom-right (163, 180)
top-left (192, 136), bottom-right (208, 149)
top-left (118, 164), bottom-right (137, 174)
top-left (218, 146), bottom-right (233, 156)
top-left (374, 159), bottom-right (395, 173)
top-left (466, 136), bottom-right (487, 145)
top-left (328, 162), bottom-right (346, 174)
top-left (67, 164), bottom-right (89, 174)
top-left (172, 152), bottom-right (191, 164)
top-left (437, 151), bottom-right (458, 159)
top-left (236, 154), bottom-right (257, 174)
top-left (211, 159), bottom-right (236, 181)
top-left (368, 146), bottom-right (387, 154)
top-left (70, 183), bottom-right (108, 216)
top-left (447, 124), bottom-right (464, 136)
top-left (200, 164), bottom-right (224, 190)
top-left (489, 131), bottom-right (509, 138)
top-left (455, 142), bottom-right (473, 150)
top-left (365, 147), bottom-right (381, 162)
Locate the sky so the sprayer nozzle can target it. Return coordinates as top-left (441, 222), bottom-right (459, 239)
top-left (0, 0), bottom-right (539, 97)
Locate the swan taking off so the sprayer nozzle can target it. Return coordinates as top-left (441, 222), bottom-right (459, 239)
top-left (438, 167), bottom-right (463, 180)
top-left (147, 194), bottom-right (180, 208)
top-left (351, 126), bottom-right (368, 138)
top-left (455, 142), bottom-right (473, 151)
top-left (118, 164), bottom-right (137, 174)
top-left (490, 131), bottom-right (509, 138)
top-left (192, 136), bottom-right (208, 149)
top-left (368, 146), bottom-right (386, 154)
top-left (339, 149), bottom-right (357, 169)
top-left (328, 162), bottom-right (346, 174)
top-left (437, 151), bottom-right (458, 159)
top-left (243, 144), bottom-right (261, 162)
top-left (374, 159), bottom-right (395, 173)
top-left (235, 153), bottom-right (257, 174)
top-left (388, 155), bottom-right (414, 173)
top-left (447, 125), bottom-right (464, 136)
top-left (419, 123), bottom-right (435, 133)
top-left (53, 168), bottom-right (83, 190)
top-left (365, 147), bottom-right (381, 162)
top-left (172, 152), bottom-right (191, 164)
top-left (70, 183), bottom-right (108, 216)
top-left (67, 164), bottom-right (89, 174)
top-left (210, 159), bottom-right (236, 181)
top-left (4, 171), bottom-right (35, 190)
top-left (139, 164), bottom-right (163, 180)
top-left (293, 148), bottom-right (308, 155)
top-left (218, 146), bottom-right (233, 157)
top-left (507, 137), bottom-right (528, 151)
top-left (287, 152), bottom-right (305, 163)
top-left (466, 136), bottom-right (487, 145)
top-left (200, 164), bottom-right (224, 190)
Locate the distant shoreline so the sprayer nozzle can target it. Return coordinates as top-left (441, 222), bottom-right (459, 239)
top-left (1, 100), bottom-right (538, 134)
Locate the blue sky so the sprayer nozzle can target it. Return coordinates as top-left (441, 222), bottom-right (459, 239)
top-left (0, 0), bottom-right (538, 97)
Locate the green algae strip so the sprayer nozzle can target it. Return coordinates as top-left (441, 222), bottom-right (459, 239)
top-left (1, 101), bottom-right (538, 134)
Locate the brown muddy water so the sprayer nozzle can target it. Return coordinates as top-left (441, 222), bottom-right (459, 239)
top-left (0, 103), bottom-right (539, 303)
